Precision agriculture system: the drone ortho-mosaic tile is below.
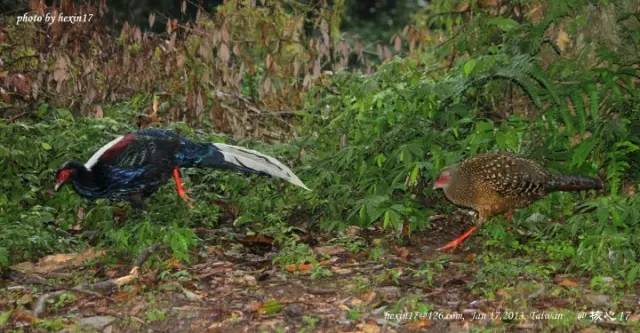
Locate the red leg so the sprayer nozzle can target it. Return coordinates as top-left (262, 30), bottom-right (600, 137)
top-left (172, 167), bottom-right (193, 208)
top-left (437, 226), bottom-right (477, 251)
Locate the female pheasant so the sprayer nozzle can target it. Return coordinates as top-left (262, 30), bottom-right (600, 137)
top-left (54, 128), bottom-right (309, 208)
top-left (433, 152), bottom-right (602, 250)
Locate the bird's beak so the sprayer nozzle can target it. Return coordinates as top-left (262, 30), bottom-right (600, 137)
top-left (54, 182), bottom-right (62, 192)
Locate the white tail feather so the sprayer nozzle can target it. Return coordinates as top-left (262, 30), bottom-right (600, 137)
top-left (85, 135), bottom-right (124, 170)
top-left (213, 143), bottom-right (310, 191)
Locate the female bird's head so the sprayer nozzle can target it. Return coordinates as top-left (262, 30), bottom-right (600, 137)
top-left (54, 161), bottom-right (86, 191)
top-left (433, 167), bottom-right (457, 190)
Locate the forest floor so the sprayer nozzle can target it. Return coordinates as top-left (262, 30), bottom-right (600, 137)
top-left (1, 213), bottom-right (639, 333)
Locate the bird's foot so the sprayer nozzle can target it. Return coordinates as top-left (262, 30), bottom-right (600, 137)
top-left (172, 167), bottom-right (194, 209)
top-left (437, 226), bottom-right (477, 251)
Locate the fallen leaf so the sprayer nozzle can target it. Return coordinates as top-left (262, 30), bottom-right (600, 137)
top-left (314, 245), bottom-right (346, 256)
top-left (556, 28), bottom-right (570, 52)
top-left (94, 105), bottom-right (103, 118)
top-left (12, 309), bottom-right (36, 325)
top-left (298, 263), bottom-right (312, 272)
top-left (181, 288), bottom-right (203, 302)
top-left (496, 288), bottom-right (511, 299)
top-left (17, 293), bottom-right (33, 305)
top-left (78, 316), bottom-right (116, 330)
top-left (557, 278), bottom-right (578, 288)
top-left (585, 294), bottom-right (610, 306)
top-left (247, 301), bottom-right (262, 312)
top-left (218, 43), bottom-right (230, 63)
top-left (113, 290), bottom-right (135, 302)
top-left (405, 319), bottom-right (432, 330)
top-left (526, 3), bottom-right (544, 23)
top-left (238, 234), bottom-right (274, 247)
top-left (393, 246), bottom-right (410, 259)
top-left (11, 248), bottom-right (105, 274)
top-left (350, 298), bottom-right (363, 306)
top-left (285, 263), bottom-right (312, 273)
top-left (331, 267), bottom-right (352, 275)
top-left (53, 56), bottom-right (69, 83)
top-left (243, 275), bottom-right (257, 286)
top-left (345, 226), bottom-right (361, 237)
top-left (579, 327), bottom-right (601, 333)
top-left (478, 0), bottom-right (498, 8)
top-left (362, 290), bottom-right (377, 304)
top-left (285, 264), bottom-right (297, 273)
top-left (206, 246), bottom-right (224, 256)
top-left (357, 322), bottom-right (380, 333)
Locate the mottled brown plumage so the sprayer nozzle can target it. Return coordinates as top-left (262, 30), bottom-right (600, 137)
top-left (433, 152), bottom-right (602, 250)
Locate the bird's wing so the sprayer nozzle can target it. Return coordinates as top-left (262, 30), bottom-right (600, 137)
top-left (87, 131), bottom-right (180, 171)
top-left (468, 153), bottom-right (549, 198)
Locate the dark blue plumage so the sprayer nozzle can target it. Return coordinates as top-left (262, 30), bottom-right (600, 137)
top-left (55, 129), bottom-right (308, 208)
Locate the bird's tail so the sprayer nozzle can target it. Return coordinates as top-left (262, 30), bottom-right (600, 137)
top-left (547, 175), bottom-right (603, 192)
top-left (177, 140), bottom-right (310, 190)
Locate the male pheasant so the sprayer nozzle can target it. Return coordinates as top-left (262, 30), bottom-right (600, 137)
top-left (433, 152), bottom-right (602, 250)
top-left (54, 128), bottom-right (309, 208)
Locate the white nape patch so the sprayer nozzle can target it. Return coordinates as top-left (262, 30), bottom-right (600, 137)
top-left (84, 135), bottom-right (125, 170)
top-left (214, 143), bottom-right (310, 191)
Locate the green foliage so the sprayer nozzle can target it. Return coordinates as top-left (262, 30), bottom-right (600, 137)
top-left (0, 103), bottom-right (227, 268)
top-left (251, 0), bottom-right (640, 287)
top-left (272, 240), bottom-right (315, 268)
top-left (145, 308), bottom-right (167, 322)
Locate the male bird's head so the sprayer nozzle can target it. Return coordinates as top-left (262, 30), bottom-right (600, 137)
top-left (54, 160), bottom-right (85, 191)
top-left (433, 166), bottom-right (457, 190)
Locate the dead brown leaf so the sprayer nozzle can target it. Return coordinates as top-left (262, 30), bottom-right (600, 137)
top-left (285, 264), bottom-right (297, 273)
top-left (237, 235), bottom-right (274, 247)
top-left (11, 247), bottom-right (105, 275)
top-left (393, 246), bottom-right (410, 260)
top-left (405, 319), bottom-right (433, 330)
top-left (218, 43), bottom-right (230, 63)
top-left (357, 322), bottom-right (380, 333)
top-left (12, 309), bottom-right (37, 325)
top-left (526, 3), bottom-right (545, 23)
top-left (361, 290), bottom-right (377, 304)
top-left (345, 226), bottom-right (361, 237)
top-left (557, 278), bottom-right (578, 288)
top-left (247, 301), bottom-right (262, 312)
top-left (285, 263), bottom-right (312, 273)
top-left (314, 245), bottom-right (346, 256)
top-left (478, 0), bottom-right (498, 7)
top-left (331, 266), bottom-right (352, 275)
top-left (556, 27), bottom-right (571, 52)
top-left (298, 263), bottom-right (312, 272)
top-left (94, 105), bottom-right (103, 118)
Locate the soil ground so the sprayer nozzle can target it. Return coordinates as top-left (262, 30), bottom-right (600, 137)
top-left (1, 213), bottom-right (638, 332)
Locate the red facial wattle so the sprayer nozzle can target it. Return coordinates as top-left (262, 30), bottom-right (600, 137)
top-left (55, 169), bottom-right (73, 191)
top-left (434, 173), bottom-right (450, 188)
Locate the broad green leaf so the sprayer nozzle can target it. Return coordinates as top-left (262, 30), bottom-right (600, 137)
top-left (0, 310), bottom-right (12, 327)
top-left (463, 59), bottom-right (477, 76)
top-left (488, 17), bottom-right (519, 32)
